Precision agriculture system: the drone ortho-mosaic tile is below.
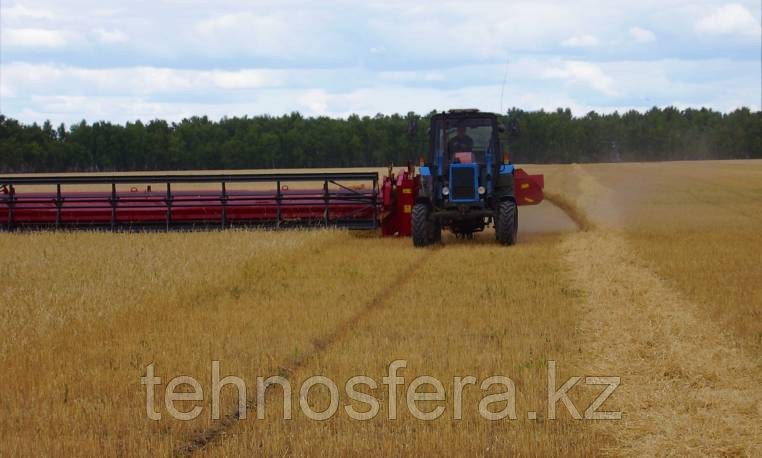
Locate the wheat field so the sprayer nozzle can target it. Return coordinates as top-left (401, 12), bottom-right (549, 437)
top-left (1, 161), bottom-right (760, 456)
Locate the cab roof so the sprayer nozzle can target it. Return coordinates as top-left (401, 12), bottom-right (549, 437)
top-left (432, 109), bottom-right (498, 120)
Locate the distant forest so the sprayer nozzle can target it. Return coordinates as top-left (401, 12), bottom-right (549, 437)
top-left (1, 107), bottom-right (760, 172)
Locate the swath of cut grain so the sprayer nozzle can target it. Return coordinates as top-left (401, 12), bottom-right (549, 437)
top-left (557, 165), bottom-right (762, 456)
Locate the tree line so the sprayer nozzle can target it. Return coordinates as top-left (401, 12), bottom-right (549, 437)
top-left (1, 107), bottom-right (759, 173)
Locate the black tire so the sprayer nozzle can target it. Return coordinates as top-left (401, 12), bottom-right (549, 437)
top-left (412, 203), bottom-right (431, 247)
top-left (429, 220), bottom-right (442, 244)
top-left (495, 200), bottom-right (518, 246)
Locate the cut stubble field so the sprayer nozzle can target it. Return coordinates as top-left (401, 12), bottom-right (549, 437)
top-left (1, 160), bottom-right (760, 456)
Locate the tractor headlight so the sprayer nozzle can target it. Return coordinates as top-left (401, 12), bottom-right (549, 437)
top-left (478, 186), bottom-right (486, 195)
top-left (442, 186), bottom-right (450, 196)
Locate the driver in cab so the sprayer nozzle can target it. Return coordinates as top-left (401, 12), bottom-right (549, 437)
top-left (448, 125), bottom-right (473, 153)
top-left (448, 125), bottom-right (475, 163)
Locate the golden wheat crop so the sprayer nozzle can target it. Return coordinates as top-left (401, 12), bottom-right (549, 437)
top-left (1, 161), bottom-right (760, 456)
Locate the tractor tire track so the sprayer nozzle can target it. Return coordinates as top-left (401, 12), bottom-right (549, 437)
top-left (557, 167), bottom-right (762, 456)
top-left (177, 231), bottom-right (350, 312)
top-left (174, 244), bottom-right (439, 456)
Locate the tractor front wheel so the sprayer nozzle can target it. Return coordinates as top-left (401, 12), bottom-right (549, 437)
top-left (412, 203), bottom-right (436, 247)
top-left (495, 201), bottom-right (518, 246)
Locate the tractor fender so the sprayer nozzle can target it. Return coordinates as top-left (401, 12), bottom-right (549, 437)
top-left (494, 171), bottom-right (515, 203)
top-left (417, 174), bottom-right (433, 199)
top-left (414, 195), bottom-right (433, 209)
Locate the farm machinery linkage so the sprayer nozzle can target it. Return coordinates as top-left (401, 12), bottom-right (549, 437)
top-left (0, 110), bottom-right (544, 246)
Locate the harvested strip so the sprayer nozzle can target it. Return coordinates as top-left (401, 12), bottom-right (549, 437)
top-left (559, 169), bottom-right (762, 456)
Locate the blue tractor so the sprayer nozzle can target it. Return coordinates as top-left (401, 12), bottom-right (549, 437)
top-left (412, 109), bottom-right (520, 247)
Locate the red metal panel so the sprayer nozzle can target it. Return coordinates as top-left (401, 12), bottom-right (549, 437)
top-left (513, 168), bottom-right (544, 206)
top-left (379, 170), bottom-right (420, 236)
top-left (394, 174), bottom-right (418, 236)
top-left (381, 177), bottom-right (397, 236)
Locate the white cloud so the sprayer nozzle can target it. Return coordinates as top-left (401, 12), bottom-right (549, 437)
top-left (21, 95), bottom-right (202, 123)
top-left (561, 34), bottom-right (600, 47)
top-left (209, 70), bottom-right (286, 90)
top-left (367, 1), bottom-right (584, 60)
top-left (379, 71), bottom-right (445, 82)
top-left (0, 0), bottom-right (760, 123)
top-left (2, 28), bottom-right (68, 47)
top-left (299, 90), bottom-right (331, 115)
top-left (0, 3), bottom-right (54, 20)
top-left (629, 26), bottom-right (656, 43)
top-left (194, 11), bottom-right (335, 59)
top-left (696, 3), bottom-right (760, 37)
top-left (93, 28), bottom-right (128, 44)
top-left (0, 80), bottom-right (15, 98)
top-left (0, 63), bottom-right (289, 97)
top-left (543, 61), bottom-right (618, 96)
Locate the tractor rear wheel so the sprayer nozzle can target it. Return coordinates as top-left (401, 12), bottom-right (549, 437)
top-left (412, 203), bottom-right (432, 247)
top-left (495, 201), bottom-right (518, 246)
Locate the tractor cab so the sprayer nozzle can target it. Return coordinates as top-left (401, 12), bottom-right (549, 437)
top-left (428, 110), bottom-right (503, 206)
top-left (434, 111), bottom-right (497, 166)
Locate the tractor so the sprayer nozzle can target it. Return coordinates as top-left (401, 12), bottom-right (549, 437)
top-left (412, 109), bottom-right (521, 247)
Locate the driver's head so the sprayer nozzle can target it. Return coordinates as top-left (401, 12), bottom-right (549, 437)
top-left (457, 126), bottom-right (467, 137)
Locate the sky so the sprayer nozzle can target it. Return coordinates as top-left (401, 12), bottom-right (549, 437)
top-left (0, 0), bottom-right (760, 125)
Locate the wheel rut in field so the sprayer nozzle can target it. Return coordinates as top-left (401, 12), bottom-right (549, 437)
top-left (557, 166), bottom-right (761, 456)
top-left (174, 244), bottom-right (439, 456)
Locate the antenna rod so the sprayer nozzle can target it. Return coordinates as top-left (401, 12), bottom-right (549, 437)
top-left (499, 57), bottom-right (510, 115)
